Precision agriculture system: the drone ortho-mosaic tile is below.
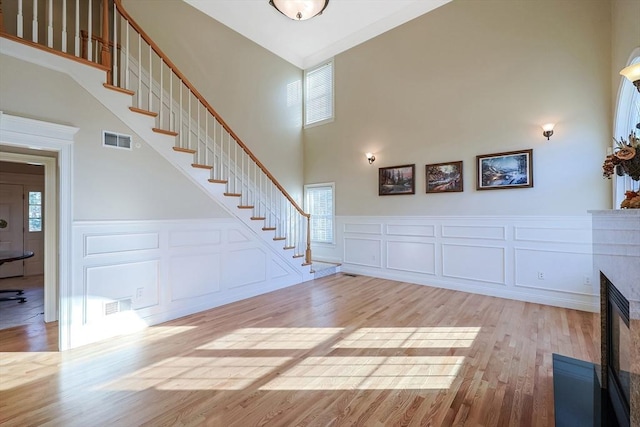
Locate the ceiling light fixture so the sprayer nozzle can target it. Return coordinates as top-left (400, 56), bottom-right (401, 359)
top-left (620, 63), bottom-right (640, 93)
top-left (269, 0), bottom-right (329, 21)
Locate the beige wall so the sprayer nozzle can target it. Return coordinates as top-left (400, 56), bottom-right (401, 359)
top-left (304, 0), bottom-right (612, 215)
top-left (0, 54), bottom-right (229, 220)
top-left (121, 0), bottom-right (305, 203)
top-left (612, 0), bottom-right (640, 109)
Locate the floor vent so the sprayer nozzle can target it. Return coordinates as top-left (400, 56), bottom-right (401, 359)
top-left (104, 298), bottom-right (133, 316)
top-left (343, 273), bottom-right (358, 277)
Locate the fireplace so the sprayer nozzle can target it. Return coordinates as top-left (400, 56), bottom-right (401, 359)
top-left (604, 273), bottom-right (631, 427)
top-left (591, 209), bottom-right (639, 427)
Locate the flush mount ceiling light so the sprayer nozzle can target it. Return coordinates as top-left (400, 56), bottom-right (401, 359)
top-left (269, 0), bottom-right (329, 21)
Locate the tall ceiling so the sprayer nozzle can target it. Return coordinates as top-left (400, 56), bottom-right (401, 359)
top-left (183, 0), bottom-right (452, 69)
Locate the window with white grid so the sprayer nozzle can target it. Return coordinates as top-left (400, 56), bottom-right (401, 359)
top-left (304, 60), bottom-right (334, 128)
top-left (304, 183), bottom-right (335, 244)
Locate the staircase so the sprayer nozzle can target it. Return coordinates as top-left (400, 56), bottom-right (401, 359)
top-left (0, 0), bottom-right (315, 279)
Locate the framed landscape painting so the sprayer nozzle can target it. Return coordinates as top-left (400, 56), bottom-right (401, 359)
top-left (476, 149), bottom-right (533, 190)
top-left (426, 161), bottom-right (463, 193)
top-left (379, 164), bottom-right (415, 195)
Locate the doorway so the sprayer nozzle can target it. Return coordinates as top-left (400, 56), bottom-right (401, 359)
top-left (0, 112), bottom-right (77, 350)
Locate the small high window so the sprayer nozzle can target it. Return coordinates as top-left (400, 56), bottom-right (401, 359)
top-left (304, 60), bottom-right (334, 128)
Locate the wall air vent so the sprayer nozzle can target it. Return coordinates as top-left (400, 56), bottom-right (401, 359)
top-left (104, 298), bottom-right (133, 316)
top-left (103, 130), bottom-right (132, 150)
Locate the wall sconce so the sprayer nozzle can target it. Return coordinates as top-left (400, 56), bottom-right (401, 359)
top-left (365, 153), bottom-right (376, 164)
top-left (620, 63), bottom-right (640, 93)
top-left (541, 123), bottom-right (555, 140)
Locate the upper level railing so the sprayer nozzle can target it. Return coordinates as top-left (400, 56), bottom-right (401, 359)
top-left (0, 0), bottom-right (311, 264)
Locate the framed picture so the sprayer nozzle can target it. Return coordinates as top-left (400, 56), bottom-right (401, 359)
top-left (476, 149), bottom-right (533, 190)
top-left (379, 164), bottom-right (415, 195)
top-left (425, 161), bottom-right (463, 193)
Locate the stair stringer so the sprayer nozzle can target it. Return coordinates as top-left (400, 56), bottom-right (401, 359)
top-left (0, 37), bottom-right (313, 282)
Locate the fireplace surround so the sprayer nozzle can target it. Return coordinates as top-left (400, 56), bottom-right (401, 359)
top-left (591, 210), bottom-right (639, 427)
top-left (603, 273), bottom-right (631, 426)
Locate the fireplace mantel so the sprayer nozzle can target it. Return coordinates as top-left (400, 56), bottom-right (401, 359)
top-left (590, 209), bottom-right (639, 427)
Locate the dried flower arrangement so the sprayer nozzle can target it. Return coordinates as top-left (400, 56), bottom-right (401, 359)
top-left (603, 131), bottom-right (640, 208)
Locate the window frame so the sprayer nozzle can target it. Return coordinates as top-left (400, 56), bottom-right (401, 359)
top-left (304, 182), bottom-right (336, 246)
top-left (613, 51), bottom-right (640, 208)
top-left (303, 59), bottom-right (335, 129)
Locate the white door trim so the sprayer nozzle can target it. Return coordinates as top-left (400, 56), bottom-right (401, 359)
top-left (0, 111), bottom-right (77, 351)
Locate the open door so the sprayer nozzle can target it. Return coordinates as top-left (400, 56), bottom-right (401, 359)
top-left (0, 183), bottom-right (25, 278)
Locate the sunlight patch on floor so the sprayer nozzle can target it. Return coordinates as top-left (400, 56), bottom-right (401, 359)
top-left (98, 357), bottom-right (293, 391)
top-left (260, 356), bottom-right (465, 390)
top-left (197, 327), bottom-right (344, 350)
top-left (334, 327), bottom-right (481, 349)
top-left (0, 352), bottom-right (61, 390)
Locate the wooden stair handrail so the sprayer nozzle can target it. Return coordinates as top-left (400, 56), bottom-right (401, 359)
top-left (113, 0), bottom-right (309, 219)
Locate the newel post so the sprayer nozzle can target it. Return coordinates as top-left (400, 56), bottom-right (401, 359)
top-left (305, 215), bottom-right (312, 265)
top-left (101, 0), bottom-right (112, 84)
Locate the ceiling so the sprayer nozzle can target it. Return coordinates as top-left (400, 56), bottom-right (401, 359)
top-left (183, 0), bottom-right (451, 69)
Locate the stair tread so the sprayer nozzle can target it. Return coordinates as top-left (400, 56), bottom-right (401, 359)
top-left (103, 83), bottom-right (134, 96)
top-left (292, 254), bottom-right (304, 258)
top-left (283, 246), bottom-right (295, 250)
top-left (192, 163), bottom-right (213, 170)
top-left (301, 262), bottom-right (312, 266)
top-left (262, 227), bottom-right (276, 231)
top-left (273, 237), bottom-right (286, 241)
top-left (209, 179), bottom-right (228, 184)
top-left (173, 147), bottom-right (196, 154)
top-left (129, 106), bottom-right (158, 117)
top-left (238, 205), bottom-right (254, 209)
top-left (250, 217), bottom-right (266, 221)
top-left (224, 193), bottom-right (242, 197)
top-left (152, 128), bottom-right (179, 137)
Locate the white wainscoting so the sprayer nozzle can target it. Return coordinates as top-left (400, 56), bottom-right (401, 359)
top-left (70, 218), bottom-right (306, 348)
top-left (313, 215), bottom-right (597, 312)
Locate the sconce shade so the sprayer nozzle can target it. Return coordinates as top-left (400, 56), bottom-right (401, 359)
top-left (269, 0), bottom-right (329, 21)
top-left (620, 63), bottom-right (640, 93)
top-left (542, 123), bottom-right (555, 140)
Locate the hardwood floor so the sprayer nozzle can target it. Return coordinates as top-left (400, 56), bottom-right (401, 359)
top-left (0, 274), bottom-right (598, 426)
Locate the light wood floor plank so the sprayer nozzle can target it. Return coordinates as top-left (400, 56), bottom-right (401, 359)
top-left (0, 274), bottom-right (597, 426)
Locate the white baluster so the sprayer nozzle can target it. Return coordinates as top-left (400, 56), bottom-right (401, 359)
top-left (17, 0), bottom-right (24, 38)
top-left (112, 6), bottom-right (118, 86)
top-left (137, 33), bottom-right (141, 106)
top-left (234, 141), bottom-right (238, 194)
top-left (32, 0), bottom-right (38, 43)
top-left (187, 91), bottom-right (192, 150)
top-left (169, 70), bottom-right (173, 132)
top-left (87, 0), bottom-right (91, 61)
top-left (61, 0), bottom-right (67, 52)
top-left (179, 82), bottom-right (183, 148)
top-left (159, 60), bottom-right (163, 128)
top-left (47, 0), bottom-right (53, 47)
top-left (74, 0), bottom-right (79, 55)
top-left (196, 102), bottom-right (200, 163)
top-left (204, 114), bottom-right (208, 166)
top-left (125, 20), bottom-right (130, 90)
top-left (147, 45), bottom-right (152, 111)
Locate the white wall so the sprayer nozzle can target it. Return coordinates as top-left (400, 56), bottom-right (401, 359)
top-left (314, 215), bottom-right (597, 312)
top-left (0, 53), bottom-right (229, 220)
top-left (69, 218), bottom-right (305, 348)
